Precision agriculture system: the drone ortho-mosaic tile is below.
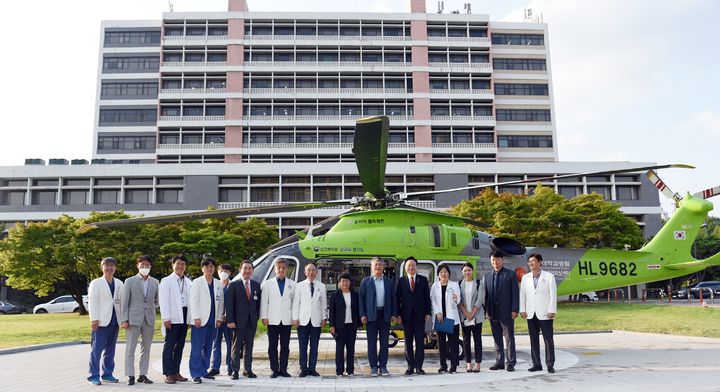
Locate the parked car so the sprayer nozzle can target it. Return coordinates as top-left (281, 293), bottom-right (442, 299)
top-left (33, 295), bottom-right (89, 314)
top-left (673, 281), bottom-right (720, 299)
top-left (0, 300), bottom-right (27, 314)
top-left (560, 291), bottom-right (598, 302)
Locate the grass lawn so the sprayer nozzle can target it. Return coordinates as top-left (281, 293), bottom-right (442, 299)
top-left (0, 303), bottom-right (717, 349)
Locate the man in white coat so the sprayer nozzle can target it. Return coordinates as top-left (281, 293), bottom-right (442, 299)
top-left (519, 253), bottom-right (557, 373)
top-left (87, 257), bottom-right (124, 385)
top-left (261, 258), bottom-right (295, 378)
top-left (120, 255), bottom-right (158, 385)
top-left (159, 255), bottom-right (193, 384)
top-left (189, 257), bottom-right (224, 383)
top-left (292, 263), bottom-right (327, 377)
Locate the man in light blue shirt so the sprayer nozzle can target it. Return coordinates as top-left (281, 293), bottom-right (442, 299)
top-left (359, 257), bottom-right (397, 377)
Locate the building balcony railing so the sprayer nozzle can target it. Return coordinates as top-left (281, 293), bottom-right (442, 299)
top-left (157, 143), bottom-right (225, 149)
top-left (431, 115), bottom-right (494, 121)
top-left (243, 61), bottom-right (410, 68)
top-left (217, 199), bottom-right (436, 210)
top-left (161, 61), bottom-right (228, 67)
top-left (158, 115), bottom-right (226, 121)
top-left (430, 89), bottom-right (492, 95)
top-left (244, 114), bottom-right (410, 121)
top-left (243, 88), bottom-right (409, 94)
top-left (242, 142), bottom-right (415, 149)
top-left (427, 36), bottom-right (491, 44)
top-left (244, 34), bottom-right (408, 42)
top-left (159, 88), bottom-right (227, 94)
top-left (431, 142), bottom-right (496, 149)
top-left (428, 62), bottom-right (492, 71)
top-left (163, 35), bottom-right (228, 42)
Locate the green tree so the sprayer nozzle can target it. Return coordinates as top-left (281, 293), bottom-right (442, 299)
top-left (450, 185), bottom-right (644, 249)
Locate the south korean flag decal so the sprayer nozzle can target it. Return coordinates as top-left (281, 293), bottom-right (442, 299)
top-left (673, 230), bottom-right (686, 240)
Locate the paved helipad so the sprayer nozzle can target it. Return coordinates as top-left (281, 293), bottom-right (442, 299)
top-left (1, 331), bottom-right (719, 391)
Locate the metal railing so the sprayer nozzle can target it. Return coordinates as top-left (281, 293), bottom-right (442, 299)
top-left (161, 61), bottom-right (228, 67)
top-left (163, 35), bottom-right (228, 41)
top-left (430, 89), bottom-right (492, 95)
top-left (157, 143), bottom-right (225, 149)
top-left (243, 88), bottom-right (408, 94)
top-left (428, 62), bottom-right (492, 70)
top-left (431, 143), bottom-right (496, 149)
top-left (244, 61), bottom-right (409, 68)
top-left (244, 114), bottom-right (410, 121)
top-left (430, 115), bottom-right (494, 121)
top-left (158, 115), bottom-right (226, 121)
top-left (244, 34), bottom-right (408, 41)
top-left (159, 88), bottom-right (227, 94)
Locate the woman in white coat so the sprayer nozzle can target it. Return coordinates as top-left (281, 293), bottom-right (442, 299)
top-left (430, 264), bottom-right (461, 373)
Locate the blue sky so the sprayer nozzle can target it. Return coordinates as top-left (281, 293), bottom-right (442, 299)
top-left (0, 0), bottom-right (717, 216)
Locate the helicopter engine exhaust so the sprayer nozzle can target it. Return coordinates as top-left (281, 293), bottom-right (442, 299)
top-left (490, 237), bottom-right (526, 256)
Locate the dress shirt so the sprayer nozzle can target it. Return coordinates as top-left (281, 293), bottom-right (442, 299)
top-left (373, 276), bottom-right (385, 308)
top-left (533, 271), bottom-right (541, 289)
top-left (177, 273), bottom-right (188, 307)
top-left (277, 277), bottom-right (285, 296)
top-left (343, 292), bottom-right (352, 323)
top-left (141, 276), bottom-right (149, 298)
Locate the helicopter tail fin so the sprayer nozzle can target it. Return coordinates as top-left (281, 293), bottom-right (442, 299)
top-left (639, 193), bottom-right (713, 261)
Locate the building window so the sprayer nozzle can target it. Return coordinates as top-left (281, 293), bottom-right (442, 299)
top-left (101, 82), bottom-right (158, 98)
top-left (588, 186), bottom-right (611, 200)
top-left (125, 189), bottom-right (151, 204)
top-left (99, 109), bottom-right (157, 125)
top-left (250, 187), bottom-right (279, 202)
top-left (219, 188), bottom-right (247, 202)
top-left (30, 191), bottom-right (56, 205)
top-left (94, 190), bottom-right (119, 204)
top-left (102, 56), bottom-right (160, 72)
top-left (492, 58), bottom-right (546, 71)
top-left (156, 189), bottom-right (183, 203)
top-left (494, 83), bottom-right (549, 96)
top-left (496, 109), bottom-right (551, 122)
top-left (616, 186), bottom-right (639, 200)
top-left (62, 190), bottom-right (88, 205)
top-left (104, 30), bottom-right (161, 47)
top-left (498, 135), bottom-right (553, 148)
top-left (282, 187), bottom-right (310, 202)
top-left (491, 33), bottom-right (544, 45)
top-left (0, 191), bottom-right (26, 206)
top-left (558, 186), bottom-right (581, 199)
top-left (97, 136), bottom-right (156, 150)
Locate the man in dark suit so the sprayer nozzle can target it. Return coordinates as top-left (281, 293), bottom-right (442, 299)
top-left (359, 257), bottom-right (397, 377)
top-left (225, 260), bottom-right (261, 379)
top-left (395, 256), bottom-right (432, 375)
top-left (484, 250), bottom-right (519, 372)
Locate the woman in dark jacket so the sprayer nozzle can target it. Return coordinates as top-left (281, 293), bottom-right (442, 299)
top-left (329, 273), bottom-right (361, 376)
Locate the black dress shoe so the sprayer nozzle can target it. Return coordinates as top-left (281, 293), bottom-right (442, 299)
top-left (127, 376), bottom-right (135, 385)
top-left (449, 367), bottom-right (457, 374)
top-left (207, 369), bottom-right (220, 376)
top-left (299, 370), bottom-right (308, 377)
top-left (137, 375), bottom-right (153, 384)
top-left (548, 367), bottom-right (556, 373)
top-left (405, 368), bottom-right (414, 375)
top-left (438, 367), bottom-right (447, 374)
top-left (202, 374), bottom-right (215, 380)
top-left (192, 377), bottom-right (202, 384)
top-left (231, 372), bottom-right (239, 380)
top-left (270, 371), bottom-right (279, 379)
top-left (489, 364), bottom-right (505, 370)
top-left (227, 370), bottom-right (233, 377)
top-left (506, 365), bottom-right (515, 372)
top-left (309, 370), bottom-right (321, 377)
top-left (416, 368), bottom-right (425, 375)
top-left (280, 370), bottom-right (292, 377)
top-left (528, 366), bottom-right (543, 372)
top-left (244, 370), bottom-right (257, 378)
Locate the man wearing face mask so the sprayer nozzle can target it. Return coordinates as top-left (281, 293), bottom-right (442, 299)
top-left (209, 263), bottom-right (234, 377)
top-left (120, 255), bottom-right (159, 385)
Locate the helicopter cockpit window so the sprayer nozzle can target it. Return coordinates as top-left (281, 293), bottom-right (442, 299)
top-left (266, 256), bottom-right (298, 281)
top-left (409, 226), bottom-right (416, 234)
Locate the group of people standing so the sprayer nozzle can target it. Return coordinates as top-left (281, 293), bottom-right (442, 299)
top-left (85, 251), bottom-right (557, 385)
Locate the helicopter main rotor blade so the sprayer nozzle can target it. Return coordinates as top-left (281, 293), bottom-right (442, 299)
top-left (268, 208), bottom-right (358, 249)
top-left (77, 200), bottom-right (352, 233)
top-left (401, 163), bottom-right (694, 199)
top-left (353, 116), bottom-right (389, 199)
top-left (694, 185), bottom-right (720, 200)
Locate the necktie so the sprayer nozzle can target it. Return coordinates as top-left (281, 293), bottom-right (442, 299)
top-left (493, 271), bottom-right (499, 299)
top-left (410, 276), bottom-right (415, 292)
top-left (245, 280), bottom-right (251, 300)
top-left (310, 282), bottom-right (315, 297)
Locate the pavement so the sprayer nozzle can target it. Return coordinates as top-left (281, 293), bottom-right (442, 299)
top-left (1, 330), bottom-right (720, 391)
